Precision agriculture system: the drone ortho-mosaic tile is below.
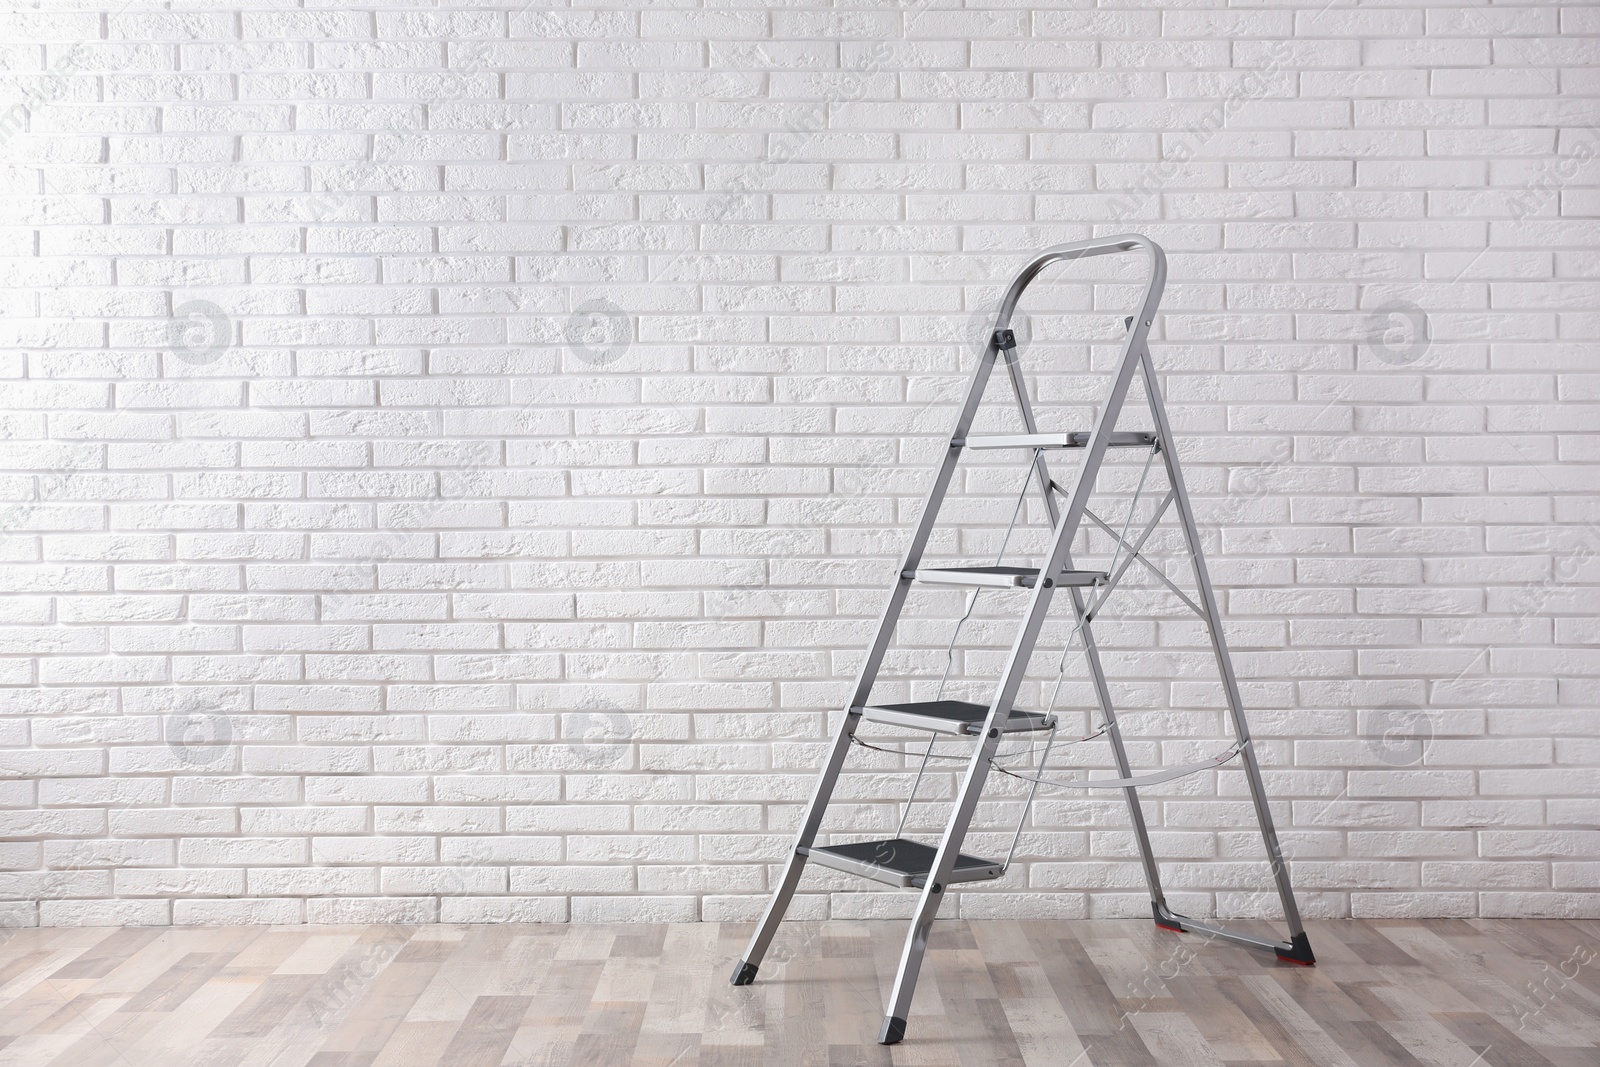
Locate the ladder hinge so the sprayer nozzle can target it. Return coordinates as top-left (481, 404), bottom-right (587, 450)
top-left (992, 328), bottom-right (1016, 350)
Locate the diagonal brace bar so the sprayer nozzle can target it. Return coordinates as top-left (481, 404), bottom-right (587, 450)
top-left (1082, 490), bottom-right (1177, 615)
top-left (1081, 495), bottom-right (1204, 618)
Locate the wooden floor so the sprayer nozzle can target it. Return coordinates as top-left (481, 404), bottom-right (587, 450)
top-left (0, 918), bottom-right (1596, 1066)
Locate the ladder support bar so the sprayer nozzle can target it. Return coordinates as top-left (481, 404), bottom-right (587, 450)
top-left (1082, 496), bottom-right (1205, 618)
top-left (1082, 491), bottom-right (1176, 616)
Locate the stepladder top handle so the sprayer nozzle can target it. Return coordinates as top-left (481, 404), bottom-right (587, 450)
top-left (989, 234), bottom-right (1167, 340)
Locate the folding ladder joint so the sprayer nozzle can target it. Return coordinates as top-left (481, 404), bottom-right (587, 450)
top-left (992, 328), bottom-right (1016, 351)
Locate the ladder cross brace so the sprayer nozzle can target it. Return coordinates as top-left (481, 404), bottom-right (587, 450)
top-left (1082, 494), bottom-right (1206, 618)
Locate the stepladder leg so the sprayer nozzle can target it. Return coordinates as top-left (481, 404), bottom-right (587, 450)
top-left (1061, 580), bottom-right (1174, 917)
top-left (731, 846), bottom-right (807, 984)
top-left (731, 705), bottom-right (864, 986)
top-left (879, 879), bottom-right (948, 1043)
top-left (1136, 348), bottom-right (1310, 949)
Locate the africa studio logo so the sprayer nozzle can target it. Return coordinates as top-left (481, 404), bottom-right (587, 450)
top-left (1363, 702), bottom-right (1435, 768)
top-left (168, 299), bottom-right (233, 366)
top-left (564, 298), bottom-right (632, 367)
top-left (566, 710), bottom-right (632, 769)
top-left (1362, 300), bottom-right (1431, 367)
top-left (966, 302), bottom-right (1032, 353)
top-left (165, 712), bottom-right (234, 768)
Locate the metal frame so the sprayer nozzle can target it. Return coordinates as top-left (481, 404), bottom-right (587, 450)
top-left (728, 235), bottom-right (1315, 1042)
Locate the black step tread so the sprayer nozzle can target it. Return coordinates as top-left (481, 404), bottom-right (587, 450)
top-left (861, 699), bottom-right (1054, 735)
top-left (805, 838), bottom-right (1002, 888)
top-left (870, 699), bottom-right (992, 723)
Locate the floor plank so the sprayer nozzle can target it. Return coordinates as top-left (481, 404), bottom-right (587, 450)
top-left (0, 920), bottom-right (1591, 1066)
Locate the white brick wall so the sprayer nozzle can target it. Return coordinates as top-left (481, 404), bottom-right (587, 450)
top-left (0, 1), bottom-right (1595, 927)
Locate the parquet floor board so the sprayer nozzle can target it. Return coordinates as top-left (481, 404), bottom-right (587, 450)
top-left (0, 920), bottom-right (1590, 1066)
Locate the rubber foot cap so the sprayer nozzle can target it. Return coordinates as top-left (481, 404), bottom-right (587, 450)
top-left (1152, 902), bottom-right (1184, 932)
top-left (730, 959), bottom-right (758, 986)
top-left (878, 1016), bottom-right (907, 1045)
top-left (1275, 932), bottom-right (1316, 966)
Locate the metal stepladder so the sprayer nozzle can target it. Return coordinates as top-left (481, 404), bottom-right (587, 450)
top-left (729, 235), bottom-right (1315, 1045)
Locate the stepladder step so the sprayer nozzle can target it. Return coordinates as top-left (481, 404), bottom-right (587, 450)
top-left (859, 699), bottom-right (1054, 736)
top-left (802, 838), bottom-right (1002, 888)
top-left (960, 430), bottom-right (1158, 450)
top-left (909, 565), bottom-right (1105, 589)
